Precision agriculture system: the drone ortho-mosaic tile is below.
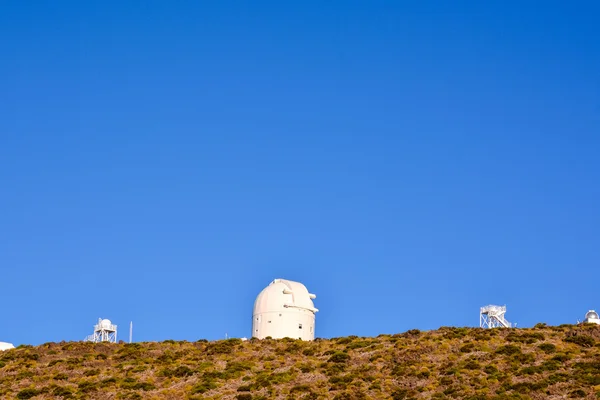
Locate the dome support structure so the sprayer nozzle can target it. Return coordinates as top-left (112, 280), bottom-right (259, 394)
top-left (84, 318), bottom-right (117, 343)
top-left (480, 305), bottom-right (514, 328)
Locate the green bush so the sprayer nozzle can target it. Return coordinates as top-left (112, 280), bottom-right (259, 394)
top-left (190, 380), bottom-right (218, 394)
top-left (84, 368), bottom-right (100, 376)
top-left (52, 386), bottom-right (74, 398)
top-left (160, 365), bottom-right (194, 378)
top-left (290, 384), bottom-right (313, 393)
top-left (328, 351), bottom-right (350, 363)
top-left (496, 345), bottom-right (521, 356)
top-left (484, 364), bottom-right (499, 375)
top-left (78, 380), bottom-right (98, 393)
top-left (463, 360), bottom-right (481, 370)
top-left (329, 374), bottom-right (354, 390)
top-left (552, 353), bottom-right (571, 362)
top-left (391, 388), bottom-right (413, 399)
top-left (119, 378), bottom-right (155, 391)
top-left (564, 335), bottom-right (595, 348)
top-left (206, 339), bottom-right (240, 354)
top-left (53, 372), bottom-right (69, 380)
top-left (538, 343), bottom-right (556, 354)
top-left (460, 343), bottom-right (475, 353)
top-left (568, 389), bottom-right (586, 398)
top-left (16, 389), bottom-right (40, 399)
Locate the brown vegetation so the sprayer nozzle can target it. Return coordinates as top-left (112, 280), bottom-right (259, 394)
top-left (1, 324), bottom-right (600, 399)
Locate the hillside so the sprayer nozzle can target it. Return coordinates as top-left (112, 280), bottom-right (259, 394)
top-left (1, 324), bottom-right (599, 400)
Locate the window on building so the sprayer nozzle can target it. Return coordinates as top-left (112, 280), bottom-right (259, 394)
top-left (268, 320), bottom-right (271, 323)
top-left (298, 323), bottom-right (303, 329)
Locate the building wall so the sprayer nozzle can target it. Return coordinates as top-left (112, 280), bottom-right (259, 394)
top-left (252, 308), bottom-right (315, 340)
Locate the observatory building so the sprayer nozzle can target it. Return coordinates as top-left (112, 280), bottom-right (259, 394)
top-left (84, 318), bottom-right (117, 343)
top-left (0, 342), bottom-right (15, 351)
top-left (253, 278), bottom-right (318, 341)
top-left (583, 310), bottom-right (600, 325)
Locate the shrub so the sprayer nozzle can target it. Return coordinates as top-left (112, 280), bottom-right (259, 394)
top-left (347, 340), bottom-right (371, 350)
top-left (119, 378), bottom-right (156, 391)
top-left (53, 372), bottom-right (69, 380)
top-left (568, 389), bottom-right (586, 398)
top-left (391, 388), bottom-right (411, 399)
top-left (463, 360), bottom-right (481, 370)
top-left (100, 377), bottom-right (118, 386)
top-left (329, 374), bottom-right (354, 390)
top-left (78, 380), bottom-right (98, 393)
top-left (460, 343), bottom-right (475, 353)
top-left (84, 368), bottom-right (100, 376)
top-left (302, 347), bottom-right (316, 356)
top-left (297, 362), bottom-right (315, 373)
top-left (496, 345), bottom-right (521, 355)
top-left (328, 351), bottom-right (350, 363)
top-left (509, 381), bottom-right (547, 394)
top-left (540, 360), bottom-right (560, 371)
top-left (52, 386), bottom-right (74, 397)
top-left (546, 373), bottom-right (569, 384)
top-left (538, 343), bottom-right (556, 354)
top-left (552, 353), bottom-right (571, 362)
top-left (484, 364), bottom-right (498, 375)
top-left (190, 380), bottom-right (218, 394)
top-left (290, 384), bottom-right (313, 393)
top-left (160, 365), bottom-right (194, 378)
top-left (506, 332), bottom-right (545, 343)
top-left (225, 360), bottom-right (254, 376)
top-left (16, 389), bottom-right (40, 399)
top-left (206, 339), bottom-right (240, 354)
top-left (564, 335), bottom-right (595, 348)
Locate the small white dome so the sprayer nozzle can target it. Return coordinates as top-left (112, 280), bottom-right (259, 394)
top-left (100, 319), bottom-right (112, 329)
top-left (0, 342), bottom-right (15, 351)
top-left (585, 310), bottom-right (599, 320)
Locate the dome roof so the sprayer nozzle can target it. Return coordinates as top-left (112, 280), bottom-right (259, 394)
top-left (100, 319), bottom-right (113, 329)
top-left (254, 279), bottom-right (318, 315)
top-left (0, 342), bottom-right (15, 351)
top-left (585, 310), bottom-right (599, 320)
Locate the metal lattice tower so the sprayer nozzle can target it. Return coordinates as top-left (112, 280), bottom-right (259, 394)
top-left (84, 318), bottom-right (117, 343)
top-left (480, 305), bottom-right (514, 328)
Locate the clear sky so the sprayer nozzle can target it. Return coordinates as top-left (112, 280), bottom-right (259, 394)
top-left (1, 1), bottom-right (599, 345)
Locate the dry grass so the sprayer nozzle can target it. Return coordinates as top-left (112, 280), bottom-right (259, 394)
top-left (1, 324), bottom-right (599, 399)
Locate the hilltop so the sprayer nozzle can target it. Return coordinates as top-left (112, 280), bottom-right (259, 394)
top-left (1, 324), bottom-right (599, 400)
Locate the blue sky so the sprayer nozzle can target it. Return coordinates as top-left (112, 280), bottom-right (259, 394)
top-left (1, 1), bottom-right (599, 345)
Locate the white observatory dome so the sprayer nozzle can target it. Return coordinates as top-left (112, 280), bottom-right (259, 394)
top-left (0, 342), bottom-right (15, 351)
top-left (584, 310), bottom-right (600, 324)
top-left (100, 319), bottom-right (112, 329)
top-left (252, 278), bottom-right (318, 341)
